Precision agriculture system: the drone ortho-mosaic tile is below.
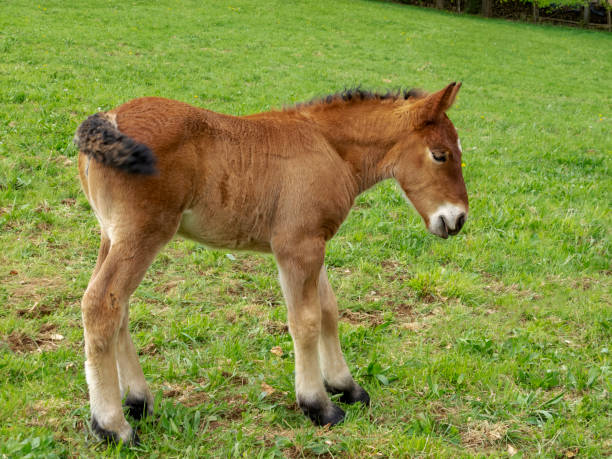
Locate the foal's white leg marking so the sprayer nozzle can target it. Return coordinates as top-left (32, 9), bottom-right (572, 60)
top-left (318, 267), bottom-right (354, 389)
top-left (85, 346), bottom-right (133, 440)
top-left (278, 267), bottom-right (327, 402)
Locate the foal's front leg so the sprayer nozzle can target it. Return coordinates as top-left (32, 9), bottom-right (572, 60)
top-left (318, 267), bottom-right (370, 405)
top-left (274, 238), bottom-right (345, 426)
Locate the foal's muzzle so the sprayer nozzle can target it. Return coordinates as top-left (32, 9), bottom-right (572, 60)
top-left (428, 204), bottom-right (467, 239)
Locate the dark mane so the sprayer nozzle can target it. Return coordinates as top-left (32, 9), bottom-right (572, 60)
top-left (290, 87), bottom-right (426, 110)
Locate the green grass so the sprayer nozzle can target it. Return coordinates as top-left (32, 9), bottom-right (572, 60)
top-left (1, 0), bottom-right (611, 457)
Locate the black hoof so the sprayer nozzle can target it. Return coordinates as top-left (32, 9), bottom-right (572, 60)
top-left (326, 382), bottom-right (370, 406)
top-left (125, 398), bottom-right (150, 421)
top-left (91, 417), bottom-right (119, 444)
top-left (91, 417), bottom-right (139, 446)
top-left (298, 398), bottom-right (345, 427)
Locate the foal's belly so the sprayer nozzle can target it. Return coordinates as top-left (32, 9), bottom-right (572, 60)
top-left (177, 209), bottom-right (272, 253)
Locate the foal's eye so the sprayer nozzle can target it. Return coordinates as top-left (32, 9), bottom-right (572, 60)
top-left (431, 151), bottom-right (447, 163)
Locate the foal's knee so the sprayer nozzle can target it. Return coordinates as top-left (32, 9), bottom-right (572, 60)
top-left (288, 307), bottom-right (321, 343)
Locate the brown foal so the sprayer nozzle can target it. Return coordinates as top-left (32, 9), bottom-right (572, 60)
top-left (75, 82), bottom-right (468, 444)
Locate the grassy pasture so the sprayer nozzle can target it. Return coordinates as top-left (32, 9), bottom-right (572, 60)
top-left (0, 0), bottom-right (611, 457)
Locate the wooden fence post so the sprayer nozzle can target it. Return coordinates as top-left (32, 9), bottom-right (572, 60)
top-left (482, 0), bottom-right (492, 16)
top-left (532, 2), bottom-right (539, 21)
top-left (583, 2), bottom-right (591, 24)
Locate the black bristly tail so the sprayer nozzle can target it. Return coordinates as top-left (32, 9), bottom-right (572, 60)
top-left (74, 113), bottom-right (157, 175)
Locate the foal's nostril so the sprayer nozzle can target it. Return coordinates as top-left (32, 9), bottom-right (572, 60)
top-left (455, 213), bottom-right (466, 232)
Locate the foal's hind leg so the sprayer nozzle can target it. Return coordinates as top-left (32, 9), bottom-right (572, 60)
top-left (87, 233), bottom-right (154, 423)
top-left (318, 267), bottom-right (370, 405)
top-left (82, 232), bottom-right (171, 444)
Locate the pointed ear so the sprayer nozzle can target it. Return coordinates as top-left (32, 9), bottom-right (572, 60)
top-left (409, 82), bottom-right (461, 128)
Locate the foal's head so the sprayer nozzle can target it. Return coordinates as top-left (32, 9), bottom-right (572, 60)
top-left (385, 82), bottom-right (468, 238)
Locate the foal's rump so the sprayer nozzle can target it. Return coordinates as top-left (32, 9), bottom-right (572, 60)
top-left (75, 99), bottom-right (202, 243)
top-left (75, 98), bottom-right (197, 174)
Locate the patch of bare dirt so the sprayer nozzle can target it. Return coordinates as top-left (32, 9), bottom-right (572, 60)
top-left (393, 302), bottom-right (414, 318)
top-left (241, 303), bottom-right (269, 318)
top-left (1, 220), bottom-right (18, 230)
top-left (419, 292), bottom-right (443, 304)
top-left (380, 259), bottom-right (412, 282)
top-left (154, 279), bottom-right (184, 294)
top-left (39, 323), bottom-right (57, 333)
top-left (34, 203), bottom-right (51, 213)
top-left (561, 447), bottom-right (580, 457)
top-left (380, 259), bottom-right (403, 270)
top-left (428, 401), bottom-right (453, 420)
top-left (25, 398), bottom-right (71, 428)
top-left (237, 256), bottom-right (266, 274)
top-left (7, 275), bottom-right (65, 303)
top-left (224, 310), bottom-right (238, 324)
top-left (481, 273), bottom-right (541, 300)
top-left (5, 324), bottom-right (65, 353)
top-left (397, 305), bottom-right (448, 334)
top-left (221, 371), bottom-right (249, 386)
top-left (5, 332), bottom-right (38, 352)
top-left (340, 301), bottom-right (418, 328)
top-left (265, 320), bottom-right (288, 335)
top-left (222, 393), bottom-right (248, 420)
top-left (567, 276), bottom-right (600, 291)
top-left (223, 276), bottom-right (281, 306)
top-left (35, 221), bottom-right (53, 232)
top-left (399, 321), bottom-right (427, 332)
top-left (163, 380), bottom-right (209, 407)
top-left (255, 381), bottom-right (289, 405)
top-left (339, 308), bottom-right (384, 327)
top-left (16, 301), bottom-right (55, 318)
top-left (250, 290), bottom-right (281, 307)
top-left (140, 341), bottom-right (159, 355)
top-left (224, 282), bottom-right (245, 297)
top-left (200, 393), bottom-right (249, 431)
top-left (461, 420), bottom-right (511, 449)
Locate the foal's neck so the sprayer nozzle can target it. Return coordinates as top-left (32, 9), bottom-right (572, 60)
top-left (299, 101), bottom-right (405, 193)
